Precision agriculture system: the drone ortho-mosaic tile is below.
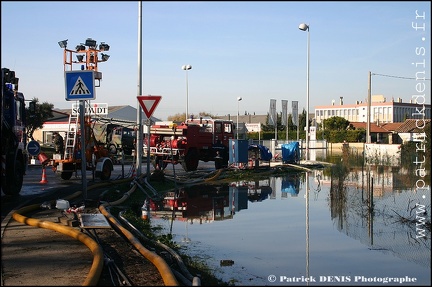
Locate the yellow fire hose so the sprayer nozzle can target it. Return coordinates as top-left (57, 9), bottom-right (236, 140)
top-left (10, 175), bottom-right (179, 286)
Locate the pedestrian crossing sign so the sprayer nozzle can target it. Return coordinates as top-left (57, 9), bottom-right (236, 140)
top-left (65, 70), bottom-right (95, 100)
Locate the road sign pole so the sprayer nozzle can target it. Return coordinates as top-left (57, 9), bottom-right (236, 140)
top-left (147, 122), bottom-right (151, 179)
top-left (80, 100), bottom-right (87, 200)
top-left (137, 95), bottom-right (162, 179)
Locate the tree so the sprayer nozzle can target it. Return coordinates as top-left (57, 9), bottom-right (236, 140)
top-left (323, 116), bottom-right (350, 131)
top-left (287, 114), bottom-right (294, 131)
top-left (299, 109), bottom-right (307, 132)
top-left (425, 121), bottom-right (431, 162)
top-left (167, 111), bottom-right (217, 122)
top-left (196, 111), bottom-right (216, 118)
top-left (262, 112), bottom-right (283, 132)
top-left (25, 98), bottom-right (54, 141)
top-left (167, 113), bottom-right (186, 122)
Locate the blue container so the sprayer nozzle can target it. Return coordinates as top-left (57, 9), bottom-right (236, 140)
top-left (229, 139), bottom-right (248, 163)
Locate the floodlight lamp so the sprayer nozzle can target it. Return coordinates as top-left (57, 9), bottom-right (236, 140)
top-left (101, 53), bottom-right (110, 61)
top-left (76, 55), bottom-right (84, 62)
top-left (237, 97), bottom-right (242, 101)
top-left (85, 38), bottom-right (97, 48)
top-left (58, 39), bottom-right (68, 48)
top-left (99, 42), bottom-right (110, 51)
top-left (182, 65), bottom-right (192, 70)
top-left (76, 44), bottom-right (86, 51)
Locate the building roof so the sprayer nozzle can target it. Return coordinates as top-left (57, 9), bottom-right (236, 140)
top-left (349, 122), bottom-right (395, 133)
top-left (349, 119), bottom-right (430, 133)
top-left (379, 122), bottom-right (404, 132)
top-left (52, 105), bottom-right (160, 123)
top-left (394, 119), bottom-right (431, 133)
top-left (47, 109), bottom-right (70, 123)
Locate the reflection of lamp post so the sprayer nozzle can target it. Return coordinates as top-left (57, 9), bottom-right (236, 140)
top-left (299, 23), bottom-right (310, 161)
top-left (237, 97), bottom-right (242, 139)
top-left (305, 171), bottom-right (310, 279)
top-left (182, 220), bottom-right (191, 243)
top-left (182, 65), bottom-right (192, 121)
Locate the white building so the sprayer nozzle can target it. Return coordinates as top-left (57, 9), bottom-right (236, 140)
top-left (314, 95), bottom-right (431, 124)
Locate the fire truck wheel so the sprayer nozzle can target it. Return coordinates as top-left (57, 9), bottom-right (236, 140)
top-left (60, 172), bottom-right (73, 180)
top-left (215, 150), bottom-right (228, 169)
top-left (3, 159), bottom-right (24, 195)
top-left (215, 158), bottom-right (223, 169)
top-left (181, 149), bottom-right (199, 172)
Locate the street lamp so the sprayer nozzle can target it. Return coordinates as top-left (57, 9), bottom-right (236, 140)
top-left (299, 23), bottom-right (310, 161)
top-left (237, 97), bottom-right (242, 139)
top-left (182, 65), bottom-right (192, 121)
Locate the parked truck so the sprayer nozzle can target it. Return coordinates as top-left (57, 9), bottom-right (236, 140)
top-left (1, 68), bottom-right (28, 195)
top-left (91, 119), bottom-right (137, 156)
top-left (144, 118), bottom-right (234, 171)
top-left (49, 114), bottom-right (114, 180)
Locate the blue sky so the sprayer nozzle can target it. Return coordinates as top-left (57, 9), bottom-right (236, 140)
top-left (2, 1), bottom-right (430, 120)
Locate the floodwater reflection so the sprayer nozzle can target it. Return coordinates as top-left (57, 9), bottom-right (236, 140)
top-left (150, 163), bottom-right (430, 286)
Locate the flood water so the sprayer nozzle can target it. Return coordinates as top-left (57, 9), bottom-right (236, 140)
top-left (150, 161), bottom-right (431, 286)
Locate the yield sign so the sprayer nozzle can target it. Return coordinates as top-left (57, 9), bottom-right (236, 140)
top-left (137, 95), bottom-right (162, 119)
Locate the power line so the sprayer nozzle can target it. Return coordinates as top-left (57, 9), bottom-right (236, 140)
top-left (372, 73), bottom-right (431, 81)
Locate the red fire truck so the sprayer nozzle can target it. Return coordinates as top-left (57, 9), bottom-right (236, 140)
top-left (144, 118), bottom-right (234, 171)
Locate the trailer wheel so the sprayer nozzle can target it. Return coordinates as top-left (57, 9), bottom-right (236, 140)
top-left (60, 172), bottom-right (73, 180)
top-left (2, 159), bottom-right (24, 195)
top-left (152, 156), bottom-right (168, 170)
top-left (109, 144), bottom-right (117, 155)
top-left (99, 160), bottom-right (112, 180)
top-left (181, 148), bottom-right (199, 171)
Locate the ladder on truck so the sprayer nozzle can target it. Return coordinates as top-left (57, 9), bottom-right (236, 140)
top-left (64, 113), bottom-right (79, 159)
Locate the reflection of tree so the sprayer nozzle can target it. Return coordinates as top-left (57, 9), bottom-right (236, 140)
top-left (329, 161), bottom-right (350, 229)
top-left (327, 162), bottom-right (431, 268)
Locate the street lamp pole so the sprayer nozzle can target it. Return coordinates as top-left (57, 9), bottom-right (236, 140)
top-left (182, 65), bottom-right (192, 122)
top-left (299, 23), bottom-right (310, 161)
top-left (237, 97), bottom-right (242, 139)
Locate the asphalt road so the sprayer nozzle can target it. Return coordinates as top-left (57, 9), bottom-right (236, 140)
top-left (0, 159), bottom-right (172, 287)
top-left (1, 160), bottom-right (142, 219)
top-left (1, 159), bottom-right (216, 219)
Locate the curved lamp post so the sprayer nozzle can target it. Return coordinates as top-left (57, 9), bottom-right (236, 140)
top-left (237, 97), bottom-right (242, 139)
top-left (299, 23), bottom-right (310, 161)
top-left (182, 65), bottom-right (192, 121)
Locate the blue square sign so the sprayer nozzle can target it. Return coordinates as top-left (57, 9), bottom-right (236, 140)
top-left (65, 70), bottom-right (95, 101)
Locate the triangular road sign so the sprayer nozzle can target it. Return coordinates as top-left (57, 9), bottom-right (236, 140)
top-left (137, 95), bottom-right (162, 119)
